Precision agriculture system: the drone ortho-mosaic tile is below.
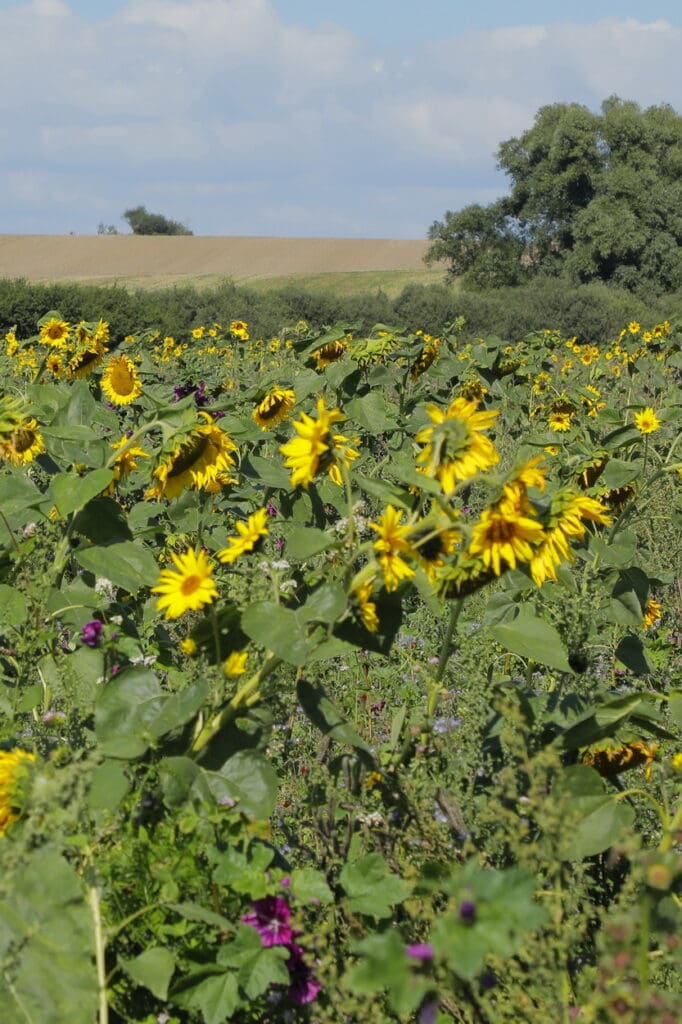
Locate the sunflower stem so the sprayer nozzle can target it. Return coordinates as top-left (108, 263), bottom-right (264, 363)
top-left (191, 655), bottom-right (282, 756)
top-left (428, 598), bottom-right (463, 717)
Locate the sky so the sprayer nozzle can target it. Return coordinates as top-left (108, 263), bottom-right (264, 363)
top-left (1, 0), bottom-right (682, 238)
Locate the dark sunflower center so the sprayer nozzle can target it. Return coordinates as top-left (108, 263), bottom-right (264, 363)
top-left (168, 435), bottom-right (209, 477)
top-left (12, 429), bottom-right (36, 453)
top-left (257, 396), bottom-right (285, 420)
top-left (70, 349), bottom-right (100, 372)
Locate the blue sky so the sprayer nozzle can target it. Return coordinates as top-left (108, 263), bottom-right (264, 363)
top-left (1, 1), bottom-right (681, 237)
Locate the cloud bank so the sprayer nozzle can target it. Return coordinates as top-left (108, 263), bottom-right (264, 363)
top-left (1, 1), bottom-right (680, 236)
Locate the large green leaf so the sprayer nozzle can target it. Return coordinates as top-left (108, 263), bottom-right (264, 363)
top-left (340, 854), bottom-right (409, 918)
top-left (0, 585), bottom-right (27, 630)
top-left (241, 601), bottom-right (310, 664)
top-left (120, 947), bottom-right (175, 1000)
top-left (75, 540), bottom-right (159, 593)
top-left (206, 750), bottom-right (279, 819)
top-left (95, 669), bottom-right (165, 758)
top-left (51, 468), bottom-right (114, 517)
top-left (554, 766), bottom-right (635, 860)
top-left (489, 608), bottom-right (571, 672)
top-left (297, 677), bottom-right (372, 754)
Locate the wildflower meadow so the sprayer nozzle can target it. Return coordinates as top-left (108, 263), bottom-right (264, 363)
top-left (0, 306), bottom-right (680, 1023)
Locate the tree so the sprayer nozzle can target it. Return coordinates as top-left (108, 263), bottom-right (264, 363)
top-left (426, 97), bottom-right (682, 294)
top-left (123, 205), bottom-right (193, 236)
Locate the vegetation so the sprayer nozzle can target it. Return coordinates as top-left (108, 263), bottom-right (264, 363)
top-left (123, 205), bottom-right (193, 237)
top-left (0, 295), bottom-right (680, 1022)
top-left (426, 96), bottom-right (682, 295)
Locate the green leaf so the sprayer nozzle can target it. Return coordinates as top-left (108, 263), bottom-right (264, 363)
top-left (297, 677), bottom-right (372, 754)
top-left (51, 468), bottom-right (114, 517)
top-left (607, 567), bottom-right (648, 625)
top-left (285, 525), bottom-right (336, 559)
top-left (346, 391), bottom-right (398, 432)
top-left (173, 972), bottom-right (240, 1024)
top-left (600, 458), bottom-right (643, 490)
top-left (344, 930), bottom-right (427, 1016)
top-left (289, 868), bottom-right (334, 904)
top-left (206, 750), bottom-right (279, 819)
top-left (489, 608), bottom-right (572, 672)
top-left (241, 453), bottom-right (291, 490)
top-left (88, 760), bottom-right (130, 812)
top-left (120, 947), bottom-right (175, 1000)
top-left (0, 585), bottom-right (28, 630)
top-left (72, 496), bottom-right (133, 544)
top-left (554, 766), bottom-right (635, 860)
top-left (95, 669), bottom-right (164, 758)
top-left (669, 690), bottom-right (682, 732)
top-left (340, 853), bottom-right (409, 918)
top-left (241, 601), bottom-right (310, 665)
top-left (211, 847), bottom-right (275, 897)
top-left (75, 540), bottom-right (159, 593)
top-left (615, 634), bottom-right (652, 675)
top-left (298, 582), bottom-right (346, 624)
top-left (355, 473), bottom-right (412, 509)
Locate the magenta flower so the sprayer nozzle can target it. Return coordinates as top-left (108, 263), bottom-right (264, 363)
top-left (406, 943), bottom-right (434, 962)
top-left (81, 619), bottom-right (102, 647)
top-left (242, 896), bottom-right (294, 947)
top-left (285, 943), bottom-right (322, 1005)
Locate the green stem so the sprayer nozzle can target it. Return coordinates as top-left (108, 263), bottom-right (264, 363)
top-left (88, 878), bottom-right (109, 1024)
top-left (191, 655), bottom-right (283, 756)
top-left (427, 599), bottom-right (463, 717)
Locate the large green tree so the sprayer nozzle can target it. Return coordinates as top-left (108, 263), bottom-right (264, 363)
top-left (123, 205), bottom-right (193, 236)
top-left (426, 97), bottom-right (682, 294)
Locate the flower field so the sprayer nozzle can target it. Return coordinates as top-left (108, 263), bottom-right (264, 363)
top-left (0, 307), bottom-right (681, 1023)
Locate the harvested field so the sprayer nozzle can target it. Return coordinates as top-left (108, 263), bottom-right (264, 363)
top-left (0, 235), bottom-right (439, 290)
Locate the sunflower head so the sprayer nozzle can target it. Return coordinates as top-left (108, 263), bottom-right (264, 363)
top-left (280, 398), bottom-right (357, 488)
top-left (313, 338), bottom-right (347, 368)
top-left (252, 388), bottom-right (296, 431)
top-left (0, 417), bottom-right (45, 466)
top-left (38, 316), bottom-right (71, 348)
top-left (101, 354), bottom-right (143, 406)
top-left (147, 416), bottom-right (238, 500)
top-left (151, 548), bottom-right (218, 619)
top-left (0, 749), bottom-right (35, 836)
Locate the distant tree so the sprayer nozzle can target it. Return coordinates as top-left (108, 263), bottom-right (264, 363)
top-left (426, 96), bottom-right (682, 294)
top-left (97, 223), bottom-right (119, 235)
top-left (123, 205), bottom-right (193, 236)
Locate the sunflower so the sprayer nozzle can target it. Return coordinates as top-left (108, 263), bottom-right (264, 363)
top-left (106, 436), bottom-right (149, 493)
top-left (217, 508), bottom-right (269, 564)
top-left (151, 548), bottom-right (218, 619)
top-left (101, 354), bottom-right (143, 405)
top-left (529, 491), bottom-right (611, 586)
top-left (370, 505), bottom-right (416, 591)
top-left (313, 338), bottom-right (347, 368)
top-left (230, 320), bottom-right (250, 341)
top-left (409, 509), bottom-right (461, 579)
top-left (280, 398), bottom-right (359, 487)
top-left (45, 352), bottom-right (64, 377)
top-left (66, 337), bottom-right (108, 379)
top-left (38, 317), bottom-right (71, 348)
top-left (224, 651), bottom-right (249, 676)
top-left (642, 597), bottom-right (662, 630)
top-left (415, 398), bottom-right (499, 495)
top-left (548, 412), bottom-right (573, 432)
top-left (353, 580), bottom-right (380, 632)
top-left (0, 417), bottom-right (45, 466)
top-left (147, 416), bottom-right (238, 500)
top-left (467, 492), bottom-right (545, 577)
top-left (410, 338), bottom-right (440, 379)
top-left (0, 749), bottom-right (35, 836)
top-left (252, 388), bottom-right (296, 430)
top-left (633, 408), bottom-right (661, 435)
top-left (583, 740), bottom-right (657, 779)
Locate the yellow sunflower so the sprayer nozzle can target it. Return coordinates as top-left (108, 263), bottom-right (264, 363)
top-left (147, 416), bottom-right (238, 500)
top-left (230, 320), bottom-right (250, 341)
top-left (66, 338), bottom-right (108, 379)
top-left (370, 505), bottom-right (416, 591)
top-left (0, 417), bottom-right (45, 466)
top-left (353, 580), bottom-right (380, 632)
top-left (548, 412), bottom-right (573, 432)
top-left (280, 398), bottom-right (359, 487)
top-left (106, 436), bottom-right (149, 493)
top-left (45, 352), bottom-right (64, 377)
top-left (224, 651), bottom-right (249, 676)
top-left (151, 548), bottom-right (219, 619)
top-left (313, 338), bottom-right (347, 368)
top-left (633, 408), bottom-right (661, 435)
top-left (101, 354), bottom-right (143, 405)
top-left (415, 397), bottom-right (499, 495)
top-left (38, 317), bottom-right (71, 348)
top-left (529, 491), bottom-right (611, 586)
top-left (0, 749), bottom-right (35, 836)
top-left (410, 338), bottom-right (440, 379)
top-left (467, 492), bottom-right (545, 577)
top-left (642, 598), bottom-right (662, 630)
top-left (583, 740), bottom-right (657, 779)
top-left (252, 388), bottom-right (296, 430)
top-left (217, 508), bottom-right (269, 564)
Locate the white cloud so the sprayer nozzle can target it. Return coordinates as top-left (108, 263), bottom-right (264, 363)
top-left (0, 3), bottom-right (681, 235)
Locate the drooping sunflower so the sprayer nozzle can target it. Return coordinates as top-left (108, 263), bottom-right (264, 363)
top-left (101, 354), bottom-right (143, 406)
top-left (38, 317), bottom-right (71, 348)
top-left (217, 508), bottom-right (269, 564)
top-left (583, 739), bottom-right (657, 779)
top-left (467, 492), bottom-right (546, 577)
top-left (280, 398), bottom-right (360, 487)
top-left (642, 597), bottom-right (662, 630)
top-left (313, 338), bottom-right (347, 369)
top-left (151, 548), bottom-right (219, 619)
top-left (0, 417), bottom-right (45, 466)
top-left (147, 416), bottom-right (238, 500)
top-left (370, 505), bottom-right (416, 592)
top-left (410, 337), bottom-right (440, 379)
top-left (415, 398), bottom-right (499, 495)
top-left (409, 509), bottom-right (461, 580)
top-left (252, 388), bottom-right (296, 431)
top-left (0, 749), bottom-right (35, 836)
top-left (106, 436), bottom-right (150, 493)
top-left (529, 491), bottom-right (611, 587)
top-left (66, 337), bottom-right (108, 379)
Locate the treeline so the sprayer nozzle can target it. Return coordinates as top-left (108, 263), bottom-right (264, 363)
top-left (0, 275), bottom-right (678, 345)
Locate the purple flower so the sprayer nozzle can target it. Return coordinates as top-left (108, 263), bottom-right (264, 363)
top-left (81, 619), bottom-right (103, 647)
top-left (275, 538), bottom-right (285, 551)
top-left (242, 896), bottom-right (294, 947)
top-left (266, 502), bottom-right (278, 517)
top-left (285, 943), bottom-right (322, 1005)
top-left (406, 943), bottom-right (434, 962)
top-left (459, 899), bottom-right (476, 923)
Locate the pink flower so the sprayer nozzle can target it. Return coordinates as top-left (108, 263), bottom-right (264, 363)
top-left (242, 896), bottom-right (294, 947)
